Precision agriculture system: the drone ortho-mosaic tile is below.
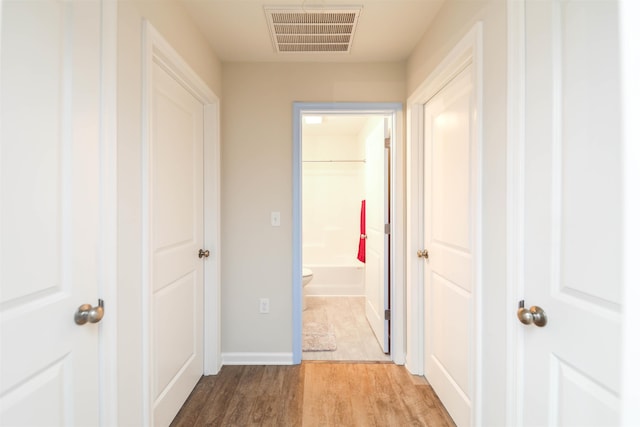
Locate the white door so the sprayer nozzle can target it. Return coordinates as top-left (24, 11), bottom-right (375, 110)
top-left (1, 0), bottom-right (104, 425)
top-left (519, 0), bottom-right (622, 424)
top-left (423, 65), bottom-right (475, 427)
top-left (364, 118), bottom-right (390, 353)
top-left (149, 61), bottom-right (205, 426)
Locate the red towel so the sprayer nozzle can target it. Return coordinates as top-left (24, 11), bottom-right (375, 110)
top-left (357, 200), bottom-right (366, 263)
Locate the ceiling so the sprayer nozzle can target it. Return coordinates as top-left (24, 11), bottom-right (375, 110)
top-left (180, 0), bottom-right (445, 62)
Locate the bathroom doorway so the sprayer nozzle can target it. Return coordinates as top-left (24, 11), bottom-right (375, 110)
top-left (292, 103), bottom-right (403, 363)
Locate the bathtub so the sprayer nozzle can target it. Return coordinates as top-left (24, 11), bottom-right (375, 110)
top-left (303, 258), bottom-right (365, 296)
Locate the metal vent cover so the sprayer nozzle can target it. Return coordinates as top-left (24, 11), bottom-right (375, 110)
top-left (264, 7), bottom-right (362, 53)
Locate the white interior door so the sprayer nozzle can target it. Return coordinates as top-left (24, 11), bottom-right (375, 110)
top-left (519, 0), bottom-right (622, 424)
top-left (150, 61), bottom-right (204, 426)
top-left (364, 118), bottom-right (390, 353)
top-left (1, 1), bottom-right (103, 424)
top-left (423, 65), bottom-right (475, 427)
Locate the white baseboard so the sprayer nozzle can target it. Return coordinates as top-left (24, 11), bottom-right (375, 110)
top-left (221, 352), bottom-right (294, 366)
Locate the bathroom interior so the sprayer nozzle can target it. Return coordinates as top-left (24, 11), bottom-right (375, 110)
top-left (301, 113), bottom-right (391, 362)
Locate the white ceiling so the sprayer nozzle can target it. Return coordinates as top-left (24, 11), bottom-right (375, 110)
top-left (180, 0), bottom-right (445, 62)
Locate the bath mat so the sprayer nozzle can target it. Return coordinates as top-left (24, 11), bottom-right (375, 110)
top-left (302, 322), bottom-right (337, 352)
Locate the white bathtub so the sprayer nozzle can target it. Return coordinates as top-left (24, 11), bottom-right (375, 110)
top-left (303, 261), bottom-right (365, 296)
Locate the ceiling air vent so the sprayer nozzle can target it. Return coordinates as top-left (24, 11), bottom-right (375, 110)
top-left (264, 7), bottom-right (362, 54)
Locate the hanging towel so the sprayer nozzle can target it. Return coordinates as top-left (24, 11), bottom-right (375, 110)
top-left (357, 200), bottom-right (366, 263)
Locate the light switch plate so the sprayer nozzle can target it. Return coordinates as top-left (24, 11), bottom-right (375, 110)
top-left (271, 211), bottom-right (281, 227)
top-left (259, 298), bottom-right (270, 313)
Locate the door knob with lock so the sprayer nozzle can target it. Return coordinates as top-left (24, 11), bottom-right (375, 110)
top-left (75, 299), bottom-right (104, 325)
top-left (417, 249), bottom-right (429, 259)
top-left (517, 300), bottom-right (547, 327)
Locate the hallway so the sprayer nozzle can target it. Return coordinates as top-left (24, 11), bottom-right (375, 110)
top-left (3, 0), bottom-right (636, 425)
top-left (170, 363), bottom-right (455, 426)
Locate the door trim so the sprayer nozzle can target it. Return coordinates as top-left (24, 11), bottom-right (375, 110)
top-left (100, 1), bottom-right (118, 425)
top-left (406, 23), bottom-right (483, 424)
top-left (292, 102), bottom-right (404, 365)
top-left (141, 21), bottom-right (221, 424)
top-left (620, 1), bottom-right (640, 424)
top-left (506, 1), bottom-right (525, 425)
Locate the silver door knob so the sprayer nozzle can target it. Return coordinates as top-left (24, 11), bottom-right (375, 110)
top-left (517, 300), bottom-right (547, 327)
top-left (198, 249), bottom-right (210, 258)
top-left (75, 299), bottom-right (104, 325)
top-left (417, 249), bottom-right (429, 259)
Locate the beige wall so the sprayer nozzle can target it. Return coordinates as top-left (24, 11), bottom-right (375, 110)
top-left (220, 62), bottom-right (405, 354)
top-left (406, 0), bottom-right (508, 425)
top-left (117, 1), bottom-right (221, 425)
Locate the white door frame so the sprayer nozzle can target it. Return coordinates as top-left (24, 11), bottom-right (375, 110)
top-left (620, 1), bottom-right (640, 424)
top-left (406, 23), bottom-right (483, 424)
top-left (505, 1), bottom-right (525, 424)
top-left (141, 21), bottom-right (221, 424)
top-left (292, 102), bottom-right (404, 365)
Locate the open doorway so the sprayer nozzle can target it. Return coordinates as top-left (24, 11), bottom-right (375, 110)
top-left (301, 114), bottom-right (390, 361)
top-left (292, 103), bottom-right (403, 364)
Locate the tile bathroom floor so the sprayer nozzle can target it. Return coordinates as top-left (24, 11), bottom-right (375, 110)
top-left (302, 296), bottom-right (391, 362)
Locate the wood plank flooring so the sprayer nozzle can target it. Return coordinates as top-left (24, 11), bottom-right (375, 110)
top-left (170, 363), bottom-right (455, 426)
top-left (303, 296), bottom-right (390, 362)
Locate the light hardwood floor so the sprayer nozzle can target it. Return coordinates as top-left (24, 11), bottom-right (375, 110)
top-left (170, 363), bottom-right (456, 426)
top-left (303, 296), bottom-right (390, 362)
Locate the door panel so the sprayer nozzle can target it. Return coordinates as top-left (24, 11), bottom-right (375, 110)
top-left (364, 118), bottom-right (389, 353)
top-left (431, 274), bottom-right (470, 393)
top-left (521, 0), bottom-right (621, 424)
top-left (154, 274), bottom-right (197, 392)
top-left (423, 65), bottom-right (474, 427)
top-left (150, 62), bottom-right (204, 427)
top-left (1, 1), bottom-right (102, 425)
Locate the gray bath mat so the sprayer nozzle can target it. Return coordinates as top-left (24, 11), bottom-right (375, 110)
top-left (302, 322), bottom-right (337, 352)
